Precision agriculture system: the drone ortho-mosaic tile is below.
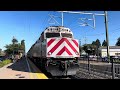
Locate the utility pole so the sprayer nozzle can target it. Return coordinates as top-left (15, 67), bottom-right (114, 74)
top-left (12, 36), bottom-right (15, 56)
top-left (79, 39), bottom-right (81, 56)
top-left (104, 11), bottom-right (114, 79)
top-left (104, 11), bottom-right (110, 63)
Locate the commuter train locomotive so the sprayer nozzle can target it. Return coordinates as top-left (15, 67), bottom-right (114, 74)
top-left (27, 26), bottom-right (80, 76)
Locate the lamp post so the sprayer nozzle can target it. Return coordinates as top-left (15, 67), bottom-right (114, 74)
top-left (111, 58), bottom-right (115, 79)
top-left (92, 48), bottom-right (95, 61)
top-left (87, 48), bottom-right (91, 73)
top-left (87, 48), bottom-right (94, 73)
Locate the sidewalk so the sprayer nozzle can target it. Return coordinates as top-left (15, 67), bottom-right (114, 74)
top-left (0, 58), bottom-right (48, 79)
top-left (0, 63), bottom-right (30, 79)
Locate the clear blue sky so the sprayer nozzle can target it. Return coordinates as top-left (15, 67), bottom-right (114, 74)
top-left (0, 11), bottom-right (120, 53)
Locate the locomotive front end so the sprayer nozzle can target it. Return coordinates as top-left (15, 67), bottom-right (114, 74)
top-left (44, 26), bottom-right (80, 76)
top-left (47, 38), bottom-right (80, 59)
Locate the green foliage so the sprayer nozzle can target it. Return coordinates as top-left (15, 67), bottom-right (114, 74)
top-left (20, 40), bottom-right (25, 53)
top-left (82, 44), bottom-right (94, 54)
top-left (2, 59), bottom-right (12, 65)
top-left (116, 37), bottom-right (120, 46)
top-left (4, 37), bottom-right (25, 55)
top-left (102, 40), bottom-right (107, 46)
top-left (0, 59), bottom-right (12, 68)
top-left (12, 37), bottom-right (18, 44)
top-left (82, 39), bottom-right (101, 56)
top-left (4, 44), bottom-right (21, 54)
top-left (0, 49), bottom-right (2, 55)
top-left (95, 39), bottom-right (101, 48)
top-left (0, 62), bottom-right (4, 68)
top-left (92, 41), bottom-right (96, 45)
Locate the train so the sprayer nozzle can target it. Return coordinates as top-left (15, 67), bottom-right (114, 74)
top-left (27, 26), bottom-right (80, 76)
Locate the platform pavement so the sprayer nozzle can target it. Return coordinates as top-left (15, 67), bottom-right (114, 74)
top-left (0, 57), bottom-right (48, 79)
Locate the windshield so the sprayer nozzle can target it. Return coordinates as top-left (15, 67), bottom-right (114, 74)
top-left (46, 33), bottom-right (60, 38)
top-left (61, 33), bottom-right (72, 38)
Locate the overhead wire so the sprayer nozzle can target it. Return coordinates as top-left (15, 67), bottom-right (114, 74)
top-left (82, 27), bottom-right (120, 37)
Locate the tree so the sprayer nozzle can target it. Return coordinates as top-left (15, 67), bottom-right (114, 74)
top-left (12, 37), bottom-right (18, 55)
top-left (95, 39), bottom-right (101, 48)
top-left (91, 41), bottom-right (97, 55)
top-left (4, 37), bottom-right (20, 55)
top-left (82, 44), bottom-right (88, 53)
top-left (92, 41), bottom-right (96, 45)
top-left (95, 39), bottom-right (101, 56)
top-left (91, 39), bottom-right (101, 56)
top-left (20, 40), bottom-right (25, 53)
top-left (12, 36), bottom-right (18, 45)
top-left (82, 44), bottom-right (95, 55)
top-left (102, 40), bottom-right (107, 46)
top-left (0, 48), bottom-right (2, 55)
top-left (116, 37), bottom-right (120, 46)
top-left (4, 43), bottom-right (20, 55)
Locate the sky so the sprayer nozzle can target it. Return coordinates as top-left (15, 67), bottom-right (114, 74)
top-left (0, 11), bottom-right (120, 53)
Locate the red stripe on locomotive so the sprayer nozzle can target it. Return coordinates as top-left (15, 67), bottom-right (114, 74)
top-left (72, 40), bottom-right (78, 47)
top-left (57, 46), bottom-right (72, 55)
top-left (47, 38), bottom-right (79, 55)
top-left (47, 39), bottom-right (55, 47)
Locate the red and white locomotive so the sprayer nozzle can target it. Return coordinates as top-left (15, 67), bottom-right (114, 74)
top-left (27, 26), bottom-right (80, 76)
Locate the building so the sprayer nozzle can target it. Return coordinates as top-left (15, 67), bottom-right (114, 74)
top-left (100, 46), bottom-right (120, 57)
top-left (81, 50), bottom-right (87, 56)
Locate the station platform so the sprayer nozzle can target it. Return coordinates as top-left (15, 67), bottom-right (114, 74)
top-left (0, 57), bottom-right (48, 79)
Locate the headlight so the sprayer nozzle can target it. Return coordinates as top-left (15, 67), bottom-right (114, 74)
top-left (75, 52), bottom-right (79, 55)
top-left (48, 52), bottom-right (52, 55)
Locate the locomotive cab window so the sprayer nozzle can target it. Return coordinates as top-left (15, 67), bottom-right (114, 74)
top-left (61, 33), bottom-right (73, 38)
top-left (46, 33), bottom-right (60, 38)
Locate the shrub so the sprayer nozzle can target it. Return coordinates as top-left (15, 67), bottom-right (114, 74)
top-left (0, 62), bottom-right (4, 68)
top-left (0, 59), bottom-right (12, 68)
top-left (2, 59), bottom-right (12, 65)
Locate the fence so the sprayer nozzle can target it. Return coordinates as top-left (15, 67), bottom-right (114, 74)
top-left (78, 58), bottom-right (120, 79)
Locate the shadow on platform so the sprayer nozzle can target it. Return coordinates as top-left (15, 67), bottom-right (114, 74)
top-left (7, 58), bottom-right (38, 73)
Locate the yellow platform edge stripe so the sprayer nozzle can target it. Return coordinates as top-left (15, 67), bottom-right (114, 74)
top-left (36, 73), bottom-right (48, 79)
top-left (29, 73), bottom-right (34, 79)
top-left (28, 59), bottom-right (48, 79)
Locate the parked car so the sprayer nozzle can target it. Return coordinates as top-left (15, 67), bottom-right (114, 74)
top-left (102, 56), bottom-right (108, 62)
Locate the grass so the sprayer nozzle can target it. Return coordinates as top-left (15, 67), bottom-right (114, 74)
top-left (0, 59), bottom-right (12, 68)
top-left (0, 63), bottom-right (4, 68)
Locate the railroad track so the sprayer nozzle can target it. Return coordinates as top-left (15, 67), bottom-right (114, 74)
top-left (50, 75), bottom-right (83, 79)
top-left (31, 60), bottom-right (120, 79)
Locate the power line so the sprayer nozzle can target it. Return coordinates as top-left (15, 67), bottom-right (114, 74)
top-left (41, 11), bottom-right (51, 31)
top-left (82, 27), bottom-right (120, 37)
